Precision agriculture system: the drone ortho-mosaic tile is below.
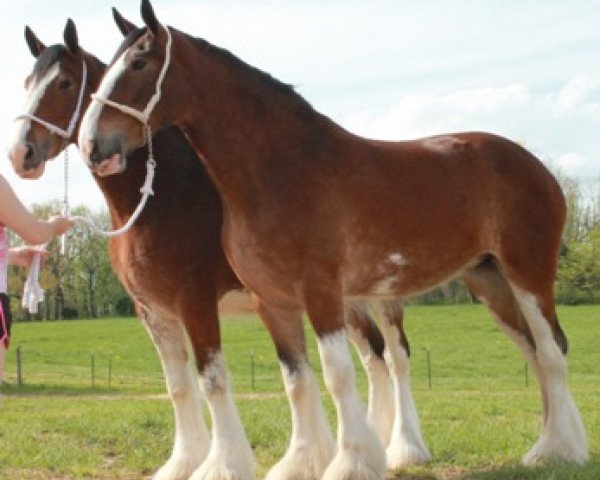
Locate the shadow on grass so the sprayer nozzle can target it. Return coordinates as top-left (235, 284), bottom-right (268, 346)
top-left (389, 459), bottom-right (600, 480)
top-left (461, 460), bottom-right (600, 480)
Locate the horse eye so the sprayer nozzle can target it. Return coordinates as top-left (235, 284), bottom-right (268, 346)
top-left (58, 79), bottom-right (71, 90)
top-left (132, 59), bottom-right (147, 71)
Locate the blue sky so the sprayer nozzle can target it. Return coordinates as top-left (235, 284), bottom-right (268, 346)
top-left (2, 0), bottom-right (600, 209)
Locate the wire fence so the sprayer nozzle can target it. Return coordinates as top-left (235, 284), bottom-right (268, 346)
top-left (2, 343), bottom-right (542, 395)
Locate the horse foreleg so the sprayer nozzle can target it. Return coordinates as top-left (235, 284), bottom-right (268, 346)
top-left (186, 302), bottom-right (254, 480)
top-left (140, 307), bottom-right (210, 480)
top-left (307, 291), bottom-right (386, 480)
top-left (257, 300), bottom-right (334, 480)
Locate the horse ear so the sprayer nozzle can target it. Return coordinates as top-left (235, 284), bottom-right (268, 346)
top-left (63, 18), bottom-right (79, 55)
top-left (112, 7), bottom-right (137, 37)
top-left (24, 26), bottom-right (46, 58)
top-left (141, 0), bottom-right (160, 35)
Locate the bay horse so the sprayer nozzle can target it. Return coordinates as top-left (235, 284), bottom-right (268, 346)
top-left (6, 14), bottom-right (424, 480)
top-left (79, 1), bottom-right (589, 478)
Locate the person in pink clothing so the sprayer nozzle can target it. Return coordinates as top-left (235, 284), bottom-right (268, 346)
top-left (0, 173), bottom-right (73, 386)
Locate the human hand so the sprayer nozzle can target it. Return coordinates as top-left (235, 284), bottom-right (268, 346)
top-left (47, 215), bottom-right (75, 236)
top-left (8, 246), bottom-right (48, 269)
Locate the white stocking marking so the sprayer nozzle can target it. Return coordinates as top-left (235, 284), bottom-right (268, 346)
top-left (190, 352), bottom-right (254, 480)
top-left (317, 330), bottom-right (386, 480)
top-left (373, 304), bottom-right (430, 468)
top-left (511, 288), bottom-right (588, 464)
top-left (142, 312), bottom-right (209, 480)
top-left (265, 361), bottom-right (335, 480)
top-left (346, 320), bottom-right (394, 446)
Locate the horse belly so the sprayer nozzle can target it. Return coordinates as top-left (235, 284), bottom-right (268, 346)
top-left (342, 230), bottom-right (483, 300)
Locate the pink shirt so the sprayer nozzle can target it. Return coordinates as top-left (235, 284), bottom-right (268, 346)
top-left (0, 223), bottom-right (8, 294)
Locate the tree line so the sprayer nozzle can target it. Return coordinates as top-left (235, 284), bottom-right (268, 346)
top-left (7, 173), bottom-right (600, 321)
top-left (8, 201), bottom-right (133, 322)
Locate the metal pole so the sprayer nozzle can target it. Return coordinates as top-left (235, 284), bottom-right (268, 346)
top-left (91, 353), bottom-right (95, 389)
top-left (427, 347), bottom-right (432, 390)
top-left (250, 349), bottom-right (255, 391)
top-left (16, 346), bottom-right (23, 388)
top-left (108, 356), bottom-right (112, 389)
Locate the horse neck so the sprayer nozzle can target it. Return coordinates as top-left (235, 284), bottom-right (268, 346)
top-left (75, 53), bottom-right (150, 225)
top-left (172, 32), bottom-right (345, 210)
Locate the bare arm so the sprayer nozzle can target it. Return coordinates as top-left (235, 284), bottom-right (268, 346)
top-left (0, 175), bottom-right (73, 245)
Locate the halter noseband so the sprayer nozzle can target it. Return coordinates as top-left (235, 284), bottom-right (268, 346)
top-left (15, 60), bottom-right (88, 140)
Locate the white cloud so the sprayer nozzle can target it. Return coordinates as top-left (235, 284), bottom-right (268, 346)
top-left (343, 84), bottom-right (534, 140)
top-left (555, 74), bottom-right (600, 112)
top-left (556, 152), bottom-right (599, 177)
top-left (342, 78), bottom-right (600, 180)
top-left (2, 0), bottom-right (600, 210)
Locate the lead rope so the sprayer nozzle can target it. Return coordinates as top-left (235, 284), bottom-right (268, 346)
top-left (68, 126), bottom-right (156, 238)
top-left (22, 141), bottom-right (156, 315)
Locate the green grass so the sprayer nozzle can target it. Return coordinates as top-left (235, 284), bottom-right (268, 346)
top-left (0, 305), bottom-right (599, 479)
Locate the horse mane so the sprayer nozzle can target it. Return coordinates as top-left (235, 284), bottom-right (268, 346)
top-left (182, 30), bottom-right (318, 114)
top-left (184, 33), bottom-right (298, 97)
top-left (112, 25), bottom-right (314, 113)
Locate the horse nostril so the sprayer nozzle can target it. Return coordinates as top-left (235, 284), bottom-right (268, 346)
top-left (25, 143), bottom-right (35, 161)
top-left (85, 139), bottom-right (100, 162)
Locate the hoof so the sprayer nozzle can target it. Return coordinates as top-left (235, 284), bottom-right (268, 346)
top-left (321, 444), bottom-right (386, 480)
top-left (189, 454), bottom-right (254, 480)
top-left (265, 444), bottom-right (334, 480)
top-left (523, 436), bottom-right (588, 465)
top-left (386, 440), bottom-right (431, 469)
top-left (153, 452), bottom-right (206, 480)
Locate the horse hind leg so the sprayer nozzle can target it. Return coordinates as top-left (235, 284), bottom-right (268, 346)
top-left (462, 261), bottom-right (549, 422)
top-left (139, 306), bottom-right (210, 480)
top-left (464, 257), bottom-right (587, 464)
top-left (510, 287), bottom-right (587, 464)
top-left (346, 302), bottom-right (394, 446)
top-left (258, 301), bottom-right (335, 480)
top-left (371, 300), bottom-right (431, 468)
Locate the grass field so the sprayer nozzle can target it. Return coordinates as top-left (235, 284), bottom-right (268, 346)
top-left (0, 304), bottom-right (599, 479)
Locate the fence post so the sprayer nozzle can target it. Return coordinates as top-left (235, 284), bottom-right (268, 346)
top-left (91, 353), bottom-right (95, 389)
top-left (250, 349), bottom-right (255, 391)
top-left (108, 356), bottom-right (112, 389)
top-left (16, 346), bottom-right (23, 388)
top-left (426, 347), bottom-right (432, 390)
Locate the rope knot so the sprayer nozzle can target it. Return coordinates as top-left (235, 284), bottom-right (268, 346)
top-left (140, 157), bottom-right (156, 196)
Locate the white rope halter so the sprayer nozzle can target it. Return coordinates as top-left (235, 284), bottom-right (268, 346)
top-left (90, 26), bottom-right (173, 126)
top-left (16, 61), bottom-right (88, 140)
top-left (76, 25), bottom-right (174, 238)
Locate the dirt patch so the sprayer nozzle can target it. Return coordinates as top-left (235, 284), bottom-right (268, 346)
top-left (218, 290), bottom-right (254, 313)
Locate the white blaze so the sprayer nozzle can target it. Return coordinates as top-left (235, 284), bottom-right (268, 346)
top-left (78, 51), bottom-right (128, 156)
top-left (9, 63), bottom-right (60, 150)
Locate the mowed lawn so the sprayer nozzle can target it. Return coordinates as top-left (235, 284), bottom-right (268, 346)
top-left (0, 304), bottom-right (599, 479)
